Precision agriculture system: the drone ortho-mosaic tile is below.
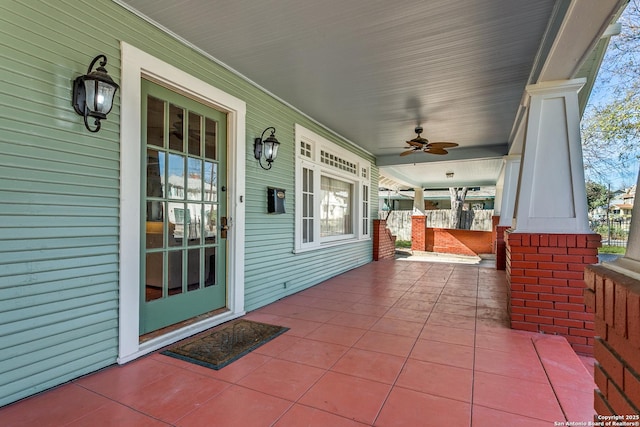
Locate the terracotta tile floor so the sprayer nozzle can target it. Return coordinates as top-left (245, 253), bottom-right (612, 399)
top-left (1, 260), bottom-right (597, 426)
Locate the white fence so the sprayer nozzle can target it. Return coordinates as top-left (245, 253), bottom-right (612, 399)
top-left (378, 209), bottom-right (495, 241)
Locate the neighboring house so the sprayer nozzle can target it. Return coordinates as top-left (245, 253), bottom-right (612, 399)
top-left (609, 185), bottom-right (636, 217)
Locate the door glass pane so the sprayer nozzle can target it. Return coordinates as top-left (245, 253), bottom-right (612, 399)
top-left (169, 104), bottom-right (184, 151)
top-left (204, 247), bottom-right (216, 287)
top-left (145, 252), bottom-right (163, 301)
top-left (204, 204), bottom-right (217, 243)
top-left (146, 204), bottom-right (164, 249)
top-left (187, 203), bottom-right (202, 246)
top-left (169, 203), bottom-right (185, 247)
top-left (167, 250), bottom-right (183, 294)
top-left (147, 96), bottom-right (164, 147)
top-left (187, 158), bottom-right (203, 201)
top-left (188, 112), bottom-right (201, 156)
top-left (187, 248), bottom-right (201, 290)
top-left (204, 161), bottom-right (217, 202)
top-left (146, 149), bottom-right (165, 198)
top-left (167, 154), bottom-right (185, 200)
top-left (205, 117), bottom-right (217, 160)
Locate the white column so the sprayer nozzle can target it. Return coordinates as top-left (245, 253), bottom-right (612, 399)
top-left (512, 79), bottom-right (590, 233)
top-left (496, 156), bottom-right (521, 227)
top-left (413, 187), bottom-right (425, 214)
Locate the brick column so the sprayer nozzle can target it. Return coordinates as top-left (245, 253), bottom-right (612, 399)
top-left (411, 216), bottom-right (426, 251)
top-left (585, 265), bottom-right (640, 415)
top-left (506, 232), bottom-right (601, 354)
top-left (373, 220), bottom-right (396, 261)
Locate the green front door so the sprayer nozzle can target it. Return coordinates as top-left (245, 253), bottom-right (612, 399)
top-left (140, 79), bottom-right (227, 335)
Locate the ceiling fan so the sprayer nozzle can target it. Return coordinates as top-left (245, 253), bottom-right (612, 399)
top-left (400, 126), bottom-right (458, 156)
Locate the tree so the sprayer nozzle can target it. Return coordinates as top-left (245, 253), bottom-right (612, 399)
top-left (585, 181), bottom-right (609, 211)
top-left (581, 1), bottom-right (640, 186)
top-left (449, 187), bottom-right (468, 229)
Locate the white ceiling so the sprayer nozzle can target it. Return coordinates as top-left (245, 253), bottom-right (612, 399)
top-left (117, 0), bottom-right (624, 190)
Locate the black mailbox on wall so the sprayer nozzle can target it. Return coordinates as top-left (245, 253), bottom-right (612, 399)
top-left (267, 187), bottom-right (286, 214)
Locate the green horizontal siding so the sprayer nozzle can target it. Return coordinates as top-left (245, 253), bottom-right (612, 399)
top-left (0, 0), bottom-right (377, 406)
top-left (0, 0), bottom-right (122, 407)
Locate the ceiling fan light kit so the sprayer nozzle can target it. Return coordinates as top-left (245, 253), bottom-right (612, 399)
top-left (400, 125), bottom-right (458, 156)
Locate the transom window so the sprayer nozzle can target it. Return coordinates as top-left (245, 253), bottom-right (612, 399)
top-left (294, 124), bottom-right (371, 252)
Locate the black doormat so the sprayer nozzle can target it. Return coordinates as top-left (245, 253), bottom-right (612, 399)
top-left (161, 319), bottom-right (288, 370)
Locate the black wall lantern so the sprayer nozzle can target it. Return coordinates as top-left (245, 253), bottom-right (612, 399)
top-left (72, 54), bottom-right (119, 133)
top-left (254, 127), bottom-right (280, 170)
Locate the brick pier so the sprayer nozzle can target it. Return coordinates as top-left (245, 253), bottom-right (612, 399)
top-left (506, 232), bottom-right (601, 354)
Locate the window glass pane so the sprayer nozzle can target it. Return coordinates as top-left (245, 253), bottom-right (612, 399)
top-left (169, 104), bottom-right (184, 151)
top-left (303, 219), bottom-right (308, 242)
top-left (188, 112), bottom-right (201, 156)
top-left (302, 167), bottom-right (315, 243)
top-left (303, 194), bottom-right (308, 217)
top-left (362, 184), bottom-right (369, 235)
top-left (320, 176), bottom-right (353, 237)
top-left (204, 117), bottom-right (217, 160)
top-left (303, 218), bottom-right (314, 243)
top-left (147, 96), bottom-right (164, 147)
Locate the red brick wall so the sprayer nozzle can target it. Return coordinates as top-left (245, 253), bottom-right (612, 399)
top-left (494, 216), bottom-right (510, 270)
top-left (425, 228), bottom-right (493, 256)
top-left (373, 219), bottom-right (396, 261)
top-left (411, 216), bottom-right (426, 251)
top-left (585, 264), bottom-right (640, 415)
top-left (506, 232), bottom-right (601, 354)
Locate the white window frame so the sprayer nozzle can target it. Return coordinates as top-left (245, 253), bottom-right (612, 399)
top-left (294, 124), bottom-right (371, 252)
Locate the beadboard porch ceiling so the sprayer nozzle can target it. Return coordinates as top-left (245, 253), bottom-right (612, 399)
top-left (116, 0), bottom-right (625, 190)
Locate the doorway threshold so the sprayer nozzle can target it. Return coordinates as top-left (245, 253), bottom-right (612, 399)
top-left (139, 307), bottom-right (230, 344)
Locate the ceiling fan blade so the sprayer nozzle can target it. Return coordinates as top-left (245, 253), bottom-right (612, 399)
top-left (428, 142), bottom-right (458, 148)
top-left (400, 149), bottom-right (417, 156)
top-left (425, 148), bottom-right (448, 155)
